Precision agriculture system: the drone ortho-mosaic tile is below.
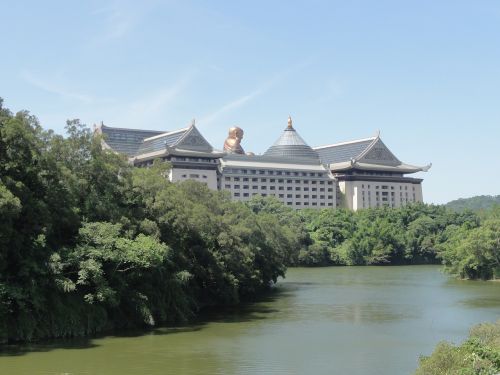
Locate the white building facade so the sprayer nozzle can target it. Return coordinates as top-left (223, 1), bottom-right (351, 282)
top-left (95, 117), bottom-right (430, 211)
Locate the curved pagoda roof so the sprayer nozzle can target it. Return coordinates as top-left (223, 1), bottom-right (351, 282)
top-left (264, 116), bottom-right (319, 160)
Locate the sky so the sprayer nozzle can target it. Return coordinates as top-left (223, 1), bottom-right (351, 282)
top-left (1, 0), bottom-right (499, 204)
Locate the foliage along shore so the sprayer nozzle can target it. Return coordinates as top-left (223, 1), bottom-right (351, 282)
top-left (414, 320), bottom-right (500, 375)
top-left (0, 100), bottom-right (499, 343)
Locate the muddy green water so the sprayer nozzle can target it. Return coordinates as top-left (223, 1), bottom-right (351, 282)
top-left (2, 266), bottom-right (500, 375)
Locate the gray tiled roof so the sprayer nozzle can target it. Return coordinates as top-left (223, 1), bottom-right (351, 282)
top-left (101, 125), bottom-right (166, 156)
top-left (314, 139), bottom-right (374, 164)
top-left (264, 128), bottom-right (319, 159)
top-left (136, 129), bottom-right (189, 155)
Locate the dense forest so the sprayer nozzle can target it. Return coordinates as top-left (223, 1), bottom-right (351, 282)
top-left (445, 195), bottom-right (500, 212)
top-left (0, 100), bottom-right (299, 343)
top-left (1, 99), bottom-right (498, 343)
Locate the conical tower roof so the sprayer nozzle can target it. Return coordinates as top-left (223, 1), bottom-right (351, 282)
top-left (264, 116), bottom-right (319, 159)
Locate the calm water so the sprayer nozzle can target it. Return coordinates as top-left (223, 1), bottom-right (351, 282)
top-left (2, 266), bottom-right (500, 375)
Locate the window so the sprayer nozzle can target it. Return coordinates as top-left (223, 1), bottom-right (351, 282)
top-left (278, 179), bottom-right (284, 183)
top-left (296, 194), bottom-right (301, 198)
top-left (234, 192), bottom-right (240, 197)
top-left (278, 186), bottom-right (284, 190)
top-left (243, 185), bottom-right (249, 190)
top-left (304, 195), bottom-right (309, 199)
top-left (189, 174), bottom-right (199, 178)
top-left (295, 187), bottom-right (301, 191)
top-left (252, 178), bottom-right (258, 182)
top-left (304, 202), bottom-right (309, 206)
top-left (287, 202), bottom-right (293, 205)
top-left (311, 181), bottom-right (317, 185)
top-left (243, 177), bottom-right (249, 182)
top-left (261, 178), bottom-right (267, 182)
top-left (279, 194), bottom-right (284, 198)
top-left (328, 195), bottom-right (333, 199)
top-left (320, 195), bottom-right (325, 199)
top-left (295, 180), bottom-right (301, 183)
top-left (320, 188), bottom-right (325, 192)
top-left (234, 177), bottom-right (240, 181)
top-left (259, 170), bottom-right (265, 175)
top-left (234, 185), bottom-right (240, 189)
top-left (252, 186), bottom-right (258, 189)
top-left (225, 177), bottom-right (230, 181)
top-left (319, 181), bottom-right (325, 185)
top-left (304, 187), bottom-right (309, 191)
top-left (225, 184), bottom-right (231, 188)
top-left (270, 179), bottom-right (275, 183)
top-left (261, 186), bottom-right (267, 190)
top-left (270, 186), bottom-right (275, 190)
top-left (287, 187), bottom-right (292, 191)
top-left (287, 179), bottom-right (292, 183)
top-left (287, 194), bottom-right (293, 198)
top-left (243, 193), bottom-right (249, 197)
top-left (202, 175), bottom-right (207, 179)
top-left (312, 195), bottom-right (317, 199)
top-left (312, 188), bottom-right (317, 192)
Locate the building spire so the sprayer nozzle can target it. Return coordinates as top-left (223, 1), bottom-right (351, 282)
top-left (287, 115), bottom-right (293, 129)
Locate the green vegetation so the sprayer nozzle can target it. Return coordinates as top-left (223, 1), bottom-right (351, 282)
top-left (1, 99), bottom-right (498, 344)
top-left (415, 320), bottom-right (500, 375)
top-left (296, 205), bottom-right (484, 267)
top-left (0, 100), bottom-right (297, 343)
top-left (445, 195), bottom-right (500, 212)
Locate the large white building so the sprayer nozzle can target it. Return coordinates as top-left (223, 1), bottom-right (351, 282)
top-left (95, 117), bottom-right (430, 210)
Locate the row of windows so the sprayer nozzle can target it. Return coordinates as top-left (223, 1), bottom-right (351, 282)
top-left (225, 184), bottom-right (333, 192)
top-left (172, 156), bottom-right (217, 163)
top-left (233, 192), bottom-right (333, 200)
top-left (224, 169), bottom-right (326, 177)
top-left (361, 184), bottom-right (416, 191)
top-left (181, 174), bottom-right (208, 179)
top-left (224, 176), bottom-right (333, 185)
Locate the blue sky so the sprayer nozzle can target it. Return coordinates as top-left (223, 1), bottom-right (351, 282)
top-left (1, 0), bottom-right (499, 203)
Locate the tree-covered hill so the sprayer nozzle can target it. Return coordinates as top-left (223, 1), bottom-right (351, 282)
top-left (445, 195), bottom-right (500, 212)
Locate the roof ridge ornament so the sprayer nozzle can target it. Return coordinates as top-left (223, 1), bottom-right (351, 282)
top-left (191, 118), bottom-right (196, 127)
top-left (287, 115), bottom-right (294, 130)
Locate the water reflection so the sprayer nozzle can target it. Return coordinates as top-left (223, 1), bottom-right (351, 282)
top-left (1, 266), bottom-right (500, 375)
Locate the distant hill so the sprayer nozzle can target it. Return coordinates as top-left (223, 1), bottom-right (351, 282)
top-left (445, 195), bottom-right (500, 212)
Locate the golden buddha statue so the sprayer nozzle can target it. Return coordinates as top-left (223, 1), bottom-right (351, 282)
top-left (223, 126), bottom-right (245, 154)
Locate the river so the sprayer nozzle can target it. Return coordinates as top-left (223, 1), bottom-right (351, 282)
top-left (1, 266), bottom-right (499, 375)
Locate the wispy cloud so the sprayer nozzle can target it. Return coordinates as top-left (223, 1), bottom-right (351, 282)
top-left (199, 88), bottom-right (263, 126)
top-left (91, 0), bottom-right (156, 44)
top-left (21, 70), bottom-right (94, 103)
top-left (199, 60), bottom-right (313, 127)
top-left (118, 72), bottom-right (195, 126)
